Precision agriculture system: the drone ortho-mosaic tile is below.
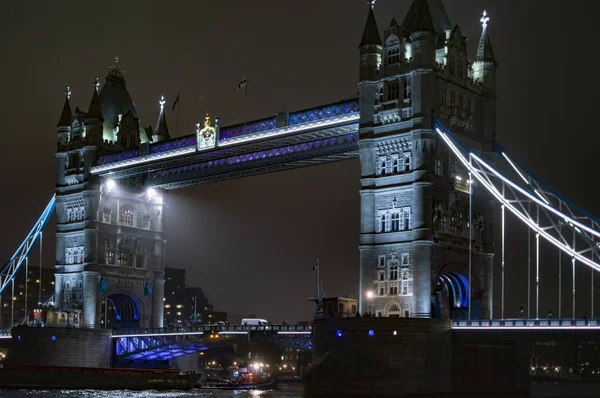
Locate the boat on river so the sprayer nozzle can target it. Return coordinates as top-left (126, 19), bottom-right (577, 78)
top-left (0, 364), bottom-right (200, 390)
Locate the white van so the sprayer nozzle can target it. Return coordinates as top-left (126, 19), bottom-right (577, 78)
top-left (241, 318), bottom-right (268, 326)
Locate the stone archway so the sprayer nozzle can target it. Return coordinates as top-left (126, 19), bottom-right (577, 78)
top-left (98, 288), bottom-right (149, 329)
top-left (435, 263), bottom-right (473, 320)
top-left (385, 301), bottom-right (403, 318)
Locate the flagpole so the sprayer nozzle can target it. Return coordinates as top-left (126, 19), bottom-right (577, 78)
top-left (316, 258), bottom-right (320, 301)
top-left (244, 80), bottom-right (248, 130)
top-left (177, 96), bottom-right (181, 136)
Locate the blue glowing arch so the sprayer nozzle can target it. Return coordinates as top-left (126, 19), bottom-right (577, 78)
top-left (438, 272), bottom-right (469, 309)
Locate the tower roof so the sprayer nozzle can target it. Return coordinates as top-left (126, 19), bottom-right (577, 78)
top-left (402, 0), bottom-right (436, 35)
top-left (57, 86), bottom-right (72, 127)
top-left (154, 96), bottom-right (170, 140)
top-left (476, 11), bottom-right (496, 63)
top-left (98, 57), bottom-right (138, 128)
top-left (360, 5), bottom-right (382, 47)
top-left (86, 77), bottom-right (103, 120)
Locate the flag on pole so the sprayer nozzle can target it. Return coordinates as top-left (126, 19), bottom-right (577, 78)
top-left (172, 94), bottom-right (180, 111)
top-left (313, 262), bottom-right (319, 271)
top-left (237, 77), bottom-right (247, 91)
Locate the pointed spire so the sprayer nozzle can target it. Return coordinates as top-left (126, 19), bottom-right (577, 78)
top-left (57, 86), bottom-right (72, 127)
top-left (360, 1), bottom-right (382, 46)
top-left (154, 95), bottom-right (170, 141)
top-left (108, 55), bottom-right (125, 80)
top-left (87, 77), bottom-right (102, 120)
top-left (403, 0), bottom-right (436, 36)
top-left (476, 10), bottom-right (496, 64)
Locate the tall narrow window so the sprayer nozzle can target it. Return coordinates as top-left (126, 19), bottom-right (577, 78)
top-left (391, 212), bottom-right (400, 231)
top-left (392, 156), bottom-right (399, 174)
top-left (404, 210), bottom-right (410, 230)
top-left (440, 88), bottom-right (447, 105)
top-left (389, 264), bottom-right (398, 280)
top-left (118, 250), bottom-right (133, 267)
top-left (102, 207), bottom-right (111, 223)
top-left (404, 156), bottom-right (411, 172)
top-left (387, 47), bottom-right (400, 65)
top-left (458, 95), bottom-right (463, 110)
top-left (142, 214), bottom-right (151, 230)
top-left (403, 79), bottom-right (410, 99)
top-left (389, 284), bottom-right (398, 295)
top-left (380, 215), bottom-right (386, 233)
top-left (120, 134), bottom-right (127, 148)
top-left (450, 92), bottom-right (456, 107)
top-left (435, 159), bottom-right (443, 176)
top-left (378, 157), bottom-right (387, 175)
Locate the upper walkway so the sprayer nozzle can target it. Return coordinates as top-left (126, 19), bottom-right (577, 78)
top-left (90, 99), bottom-right (359, 190)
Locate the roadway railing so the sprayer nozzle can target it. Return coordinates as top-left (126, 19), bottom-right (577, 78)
top-left (453, 319), bottom-right (600, 329)
top-left (112, 324), bottom-right (312, 337)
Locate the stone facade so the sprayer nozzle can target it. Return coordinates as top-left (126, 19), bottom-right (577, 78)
top-left (54, 59), bottom-right (168, 328)
top-left (358, 1), bottom-right (497, 319)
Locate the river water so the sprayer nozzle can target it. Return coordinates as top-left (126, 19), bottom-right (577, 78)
top-left (1, 383), bottom-right (599, 397)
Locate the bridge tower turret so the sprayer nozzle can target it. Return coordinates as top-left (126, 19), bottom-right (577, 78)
top-left (472, 10), bottom-right (497, 143)
top-left (54, 58), bottom-right (167, 330)
top-left (358, 0), bottom-right (495, 320)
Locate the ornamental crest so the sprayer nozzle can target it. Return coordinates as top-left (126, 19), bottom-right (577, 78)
top-left (197, 114), bottom-right (217, 150)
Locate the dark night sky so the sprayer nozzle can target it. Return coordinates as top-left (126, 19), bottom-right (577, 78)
top-left (1, 1), bottom-right (599, 323)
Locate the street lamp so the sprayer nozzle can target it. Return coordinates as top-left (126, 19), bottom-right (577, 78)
top-left (366, 290), bottom-right (374, 315)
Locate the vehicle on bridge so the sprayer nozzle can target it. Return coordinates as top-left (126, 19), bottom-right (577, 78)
top-left (241, 318), bottom-right (268, 326)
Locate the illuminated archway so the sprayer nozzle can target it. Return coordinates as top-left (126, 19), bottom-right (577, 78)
top-left (437, 272), bottom-right (469, 310)
top-left (99, 290), bottom-right (147, 329)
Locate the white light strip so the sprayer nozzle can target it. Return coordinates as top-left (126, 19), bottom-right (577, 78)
top-left (0, 335), bottom-right (11, 339)
top-left (277, 331), bottom-right (312, 335)
top-left (218, 331), bottom-right (248, 335)
top-left (534, 189), bottom-right (550, 205)
top-left (453, 326), bottom-right (600, 330)
top-left (91, 115), bottom-right (359, 175)
top-left (92, 147), bottom-right (196, 174)
top-left (219, 114), bottom-right (359, 147)
top-left (502, 152), bottom-right (529, 185)
top-left (470, 152), bottom-right (600, 240)
top-left (436, 130), bottom-right (600, 272)
top-left (112, 331), bottom-right (204, 338)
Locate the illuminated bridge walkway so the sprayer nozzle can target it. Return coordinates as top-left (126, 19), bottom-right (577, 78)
top-left (112, 324), bottom-right (312, 362)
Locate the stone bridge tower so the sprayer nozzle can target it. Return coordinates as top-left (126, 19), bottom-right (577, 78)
top-left (54, 58), bottom-right (169, 328)
top-left (358, 0), bottom-right (497, 319)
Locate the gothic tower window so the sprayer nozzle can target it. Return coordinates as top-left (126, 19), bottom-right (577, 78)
top-left (391, 212), bottom-right (400, 231)
top-left (102, 207), bottom-right (111, 223)
top-left (458, 63), bottom-right (464, 79)
top-left (450, 92), bottom-right (456, 107)
top-left (440, 87), bottom-right (447, 106)
top-left (458, 95), bottom-right (463, 110)
top-left (118, 250), bottom-right (133, 267)
top-left (387, 47), bottom-right (400, 65)
top-left (378, 255), bottom-right (386, 267)
top-left (389, 283), bottom-right (398, 295)
top-left (403, 79), bottom-right (410, 99)
top-left (135, 243), bottom-right (147, 269)
top-left (120, 134), bottom-right (127, 148)
top-left (435, 159), bottom-right (443, 176)
top-left (386, 82), bottom-right (399, 101)
top-left (141, 214), bottom-right (151, 230)
top-left (119, 204), bottom-right (134, 227)
top-left (378, 157), bottom-right (387, 175)
top-left (392, 156), bottom-right (399, 174)
top-left (378, 271), bottom-right (385, 281)
top-left (389, 263), bottom-right (398, 281)
top-left (404, 156), bottom-right (411, 172)
top-left (105, 242), bottom-right (116, 265)
top-left (378, 283), bottom-right (386, 297)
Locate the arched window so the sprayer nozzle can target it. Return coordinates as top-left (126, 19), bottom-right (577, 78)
top-left (120, 134), bottom-right (127, 148)
top-left (379, 157), bottom-right (387, 175)
top-left (403, 211), bottom-right (410, 230)
top-left (119, 204), bottom-right (134, 227)
top-left (404, 156), bottom-right (411, 172)
top-left (389, 304), bottom-right (400, 312)
top-left (392, 157), bottom-right (399, 174)
top-left (388, 303), bottom-right (401, 317)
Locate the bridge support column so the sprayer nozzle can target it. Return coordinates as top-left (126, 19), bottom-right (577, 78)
top-left (151, 278), bottom-right (165, 328)
top-left (413, 183), bottom-right (432, 319)
top-left (54, 273), bottom-right (64, 308)
top-left (82, 271), bottom-right (99, 328)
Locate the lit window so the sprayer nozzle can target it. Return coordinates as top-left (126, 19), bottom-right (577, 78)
top-left (118, 204), bottom-right (134, 227)
top-left (176, 305), bottom-right (184, 309)
top-left (141, 214), bottom-right (151, 230)
top-left (117, 250), bottom-right (133, 267)
top-left (164, 304), bottom-right (171, 309)
top-left (176, 312), bottom-right (182, 316)
top-left (102, 207), bottom-right (111, 223)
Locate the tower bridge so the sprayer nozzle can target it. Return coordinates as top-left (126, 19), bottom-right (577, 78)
top-left (0, 3), bottom-right (599, 385)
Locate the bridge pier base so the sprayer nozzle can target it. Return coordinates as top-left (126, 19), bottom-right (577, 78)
top-left (305, 318), bottom-right (530, 397)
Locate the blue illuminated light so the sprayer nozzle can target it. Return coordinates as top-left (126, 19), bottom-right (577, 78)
top-left (51, 336), bottom-right (56, 341)
top-left (17, 336), bottom-right (20, 340)
top-left (336, 330), bottom-right (343, 337)
top-left (368, 330), bottom-right (374, 336)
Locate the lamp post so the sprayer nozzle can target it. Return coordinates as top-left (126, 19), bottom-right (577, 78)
top-left (366, 290), bottom-right (374, 315)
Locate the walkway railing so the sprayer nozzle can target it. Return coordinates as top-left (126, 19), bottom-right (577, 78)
top-left (113, 324), bottom-right (312, 337)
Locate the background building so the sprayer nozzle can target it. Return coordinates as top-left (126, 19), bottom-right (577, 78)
top-left (0, 266), bottom-right (55, 329)
top-left (164, 267), bottom-right (226, 325)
